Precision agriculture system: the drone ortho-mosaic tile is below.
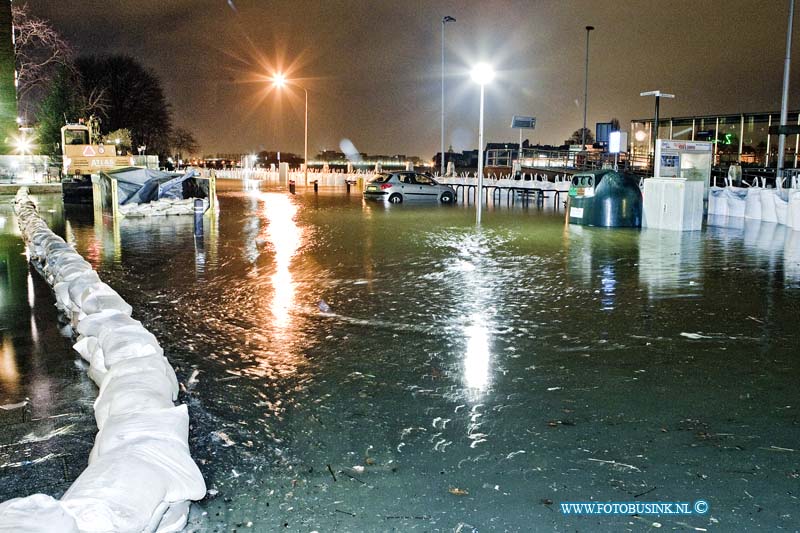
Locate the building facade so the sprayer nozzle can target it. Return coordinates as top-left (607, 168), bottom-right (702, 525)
top-left (631, 112), bottom-right (800, 168)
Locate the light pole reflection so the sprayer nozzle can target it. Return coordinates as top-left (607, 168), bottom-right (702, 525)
top-left (259, 192), bottom-right (302, 330)
top-left (463, 318), bottom-right (490, 392)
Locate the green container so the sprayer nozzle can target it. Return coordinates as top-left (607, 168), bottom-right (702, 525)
top-left (567, 170), bottom-right (642, 227)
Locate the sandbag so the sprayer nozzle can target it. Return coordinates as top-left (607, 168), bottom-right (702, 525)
top-left (708, 186), bottom-right (727, 216)
top-left (100, 324), bottom-right (163, 367)
top-left (760, 189), bottom-right (778, 223)
top-left (94, 364), bottom-right (177, 428)
top-left (775, 192), bottom-right (789, 226)
top-left (0, 494), bottom-right (78, 533)
top-left (76, 309), bottom-right (141, 339)
top-left (96, 354), bottom-right (178, 399)
top-left (745, 188), bottom-right (763, 220)
top-left (724, 187), bottom-right (747, 218)
top-left (788, 190), bottom-right (800, 230)
top-left (66, 271), bottom-right (102, 310)
top-left (61, 455), bottom-right (170, 533)
top-left (88, 406), bottom-right (206, 502)
top-left (79, 285), bottom-right (133, 317)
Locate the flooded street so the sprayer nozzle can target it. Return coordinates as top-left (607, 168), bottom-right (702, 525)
top-left (2, 180), bottom-right (799, 531)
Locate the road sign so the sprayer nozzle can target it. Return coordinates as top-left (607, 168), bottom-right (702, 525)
top-left (511, 115), bottom-right (536, 129)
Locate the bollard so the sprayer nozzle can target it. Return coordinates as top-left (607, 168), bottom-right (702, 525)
top-left (289, 179), bottom-right (296, 195)
top-left (346, 181), bottom-right (351, 194)
top-left (314, 180), bottom-right (319, 193)
top-left (193, 198), bottom-right (204, 237)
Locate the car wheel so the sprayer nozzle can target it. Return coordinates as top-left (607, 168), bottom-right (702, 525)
top-left (388, 193), bottom-right (403, 204)
top-left (440, 191), bottom-right (455, 203)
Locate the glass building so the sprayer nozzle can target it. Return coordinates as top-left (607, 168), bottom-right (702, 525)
top-left (631, 112), bottom-right (800, 168)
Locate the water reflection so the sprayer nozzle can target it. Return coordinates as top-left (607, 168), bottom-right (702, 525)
top-left (600, 263), bottom-right (617, 311)
top-left (259, 192), bottom-right (302, 331)
top-left (638, 229), bottom-right (703, 298)
top-left (0, 334), bottom-right (20, 397)
top-left (463, 318), bottom-right (490, 391)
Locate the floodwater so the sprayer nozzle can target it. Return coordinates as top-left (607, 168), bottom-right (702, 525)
top-left (2, 180), bottom-right (799, 532)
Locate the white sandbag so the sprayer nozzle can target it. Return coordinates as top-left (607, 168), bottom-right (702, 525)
top-left (76, 308), bottom-right (140, 338)
top-left (88, 406), bottom-right (206, 502)
top-left (99, 324), bottom-right (162, 367)
top-left (724, 187), bottom-right (747, 218)
top-left (788, 190), bottom-right (800, 230)
top-left (72, 337), bottom-right (110, 386)
top-left (744, 188), bottom-right (763, 220)
top-left (94, 369), bottom-right (176, 428)
top-left (760, 189), bottom-right (778, 223)
top-left (774, 191), bottom-right (789, 226)
top-left (0, 494), bottom-right (78, 533)
top-left (61, 454), bottom-right (170, 533)
top-left (65, 271), bottom-right (102, 312)
top-left (72, 336), bottom-right (98, 363)
top-left (87, 347), bottom-right (109, 387)
top-left (96, 354), bottom-right (178, 399)
top-left (53, 281), bottom-right (72, 311)
top-left (79, 284), bottom-right (133, 317)
top-left (154, 500), bottom-right (191, 533)
top-left (91, 406), bottom-right (190, 457)
top-left (708, 186), bottom-right (726, 216)
top-left (54, 260), bottom-right (93, 284)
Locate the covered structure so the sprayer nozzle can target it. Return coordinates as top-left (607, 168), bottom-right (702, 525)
top-left (93, 167), bottom-right (216, 218)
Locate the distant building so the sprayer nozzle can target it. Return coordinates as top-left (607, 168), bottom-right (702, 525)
top-left (433, 149), bottom-right (478, 169)
top-left (631, 111), bottom-right (800, 168)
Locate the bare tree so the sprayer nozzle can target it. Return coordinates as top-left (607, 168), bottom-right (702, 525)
top-left (12, 3), bottom-right (73, 111)
top-left (570, 128), bottom-right (594, 145)
top-left (171, 127), bottom-right (199, 161)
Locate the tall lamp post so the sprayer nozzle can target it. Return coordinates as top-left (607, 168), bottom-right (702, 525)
top-left (272, 73), bottom-right (309, 186)
top-left (441, 15), bottom-right (456, 177)
top-left (471, 63), bottom-right (495, 225)
top-left (640, 90), bottom-right (675, 160)
top-left (581, 25), bottom-right (594, 151)
top-left (777, 0), bottom-right (795, 188)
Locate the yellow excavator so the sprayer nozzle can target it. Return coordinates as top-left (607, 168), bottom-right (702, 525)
top-left (60, 116), bottom-right (134, 177)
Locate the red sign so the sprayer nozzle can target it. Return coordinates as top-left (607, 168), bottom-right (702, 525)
top-left (82, 145), bottom-right (96, 157)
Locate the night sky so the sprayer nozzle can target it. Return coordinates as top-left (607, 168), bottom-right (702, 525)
top-left (28, 0), bottom-right (800, 159)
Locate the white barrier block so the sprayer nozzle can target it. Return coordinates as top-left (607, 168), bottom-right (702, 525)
top-left (0, 494), bottom-right (78, 533)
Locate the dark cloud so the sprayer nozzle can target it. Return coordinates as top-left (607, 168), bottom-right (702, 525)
top-left (28, 0), bottom-right (800, 158)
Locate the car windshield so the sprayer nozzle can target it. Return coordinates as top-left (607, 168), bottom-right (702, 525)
top-left (370, 174), bottom-right (393, 184)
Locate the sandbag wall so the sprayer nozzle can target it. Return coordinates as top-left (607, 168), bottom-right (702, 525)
top-left (708, 178), bottom-right (800, 231)
top-left (0, 188), bottom-right (206, 533)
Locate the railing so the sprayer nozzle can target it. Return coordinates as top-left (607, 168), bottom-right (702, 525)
top-left (485, 148), bottom-right (654, 176)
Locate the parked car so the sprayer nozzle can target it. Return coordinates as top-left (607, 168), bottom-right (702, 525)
top-left (363, 172), bottom-right (457, 204)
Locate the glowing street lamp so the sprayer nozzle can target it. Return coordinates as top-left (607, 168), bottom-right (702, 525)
top-left (640, 90), bottom-right (675, 156)
top-left (272, 73), bottom-right (309, 186)
top-left (471, 63), bottom-right (494, 225)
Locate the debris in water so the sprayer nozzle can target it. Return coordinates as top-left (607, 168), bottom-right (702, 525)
top-left (680, 332), bottom-right (712, 339)
top-left (0, 400), bottom-right (28, 411)
top-left (448, 487), bottom-right (469, 496)
top-left (212, 431), bottom-right (235, 446)
top-left (587, 458), bottom-right (641, 472)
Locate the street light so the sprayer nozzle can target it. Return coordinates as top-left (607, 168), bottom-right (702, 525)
top-left (581, 25), bottom-right (594, 151)
top-left (776, 0), bottom-right (795, 187)
top-left (471, 63), bottom-right (494, 225)
top-left (441, 15), bottom-right (456, 177)
top-left (640, 90), bottom-right (675, 158)
top-left (272, 73), bottom-right (309, 186)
